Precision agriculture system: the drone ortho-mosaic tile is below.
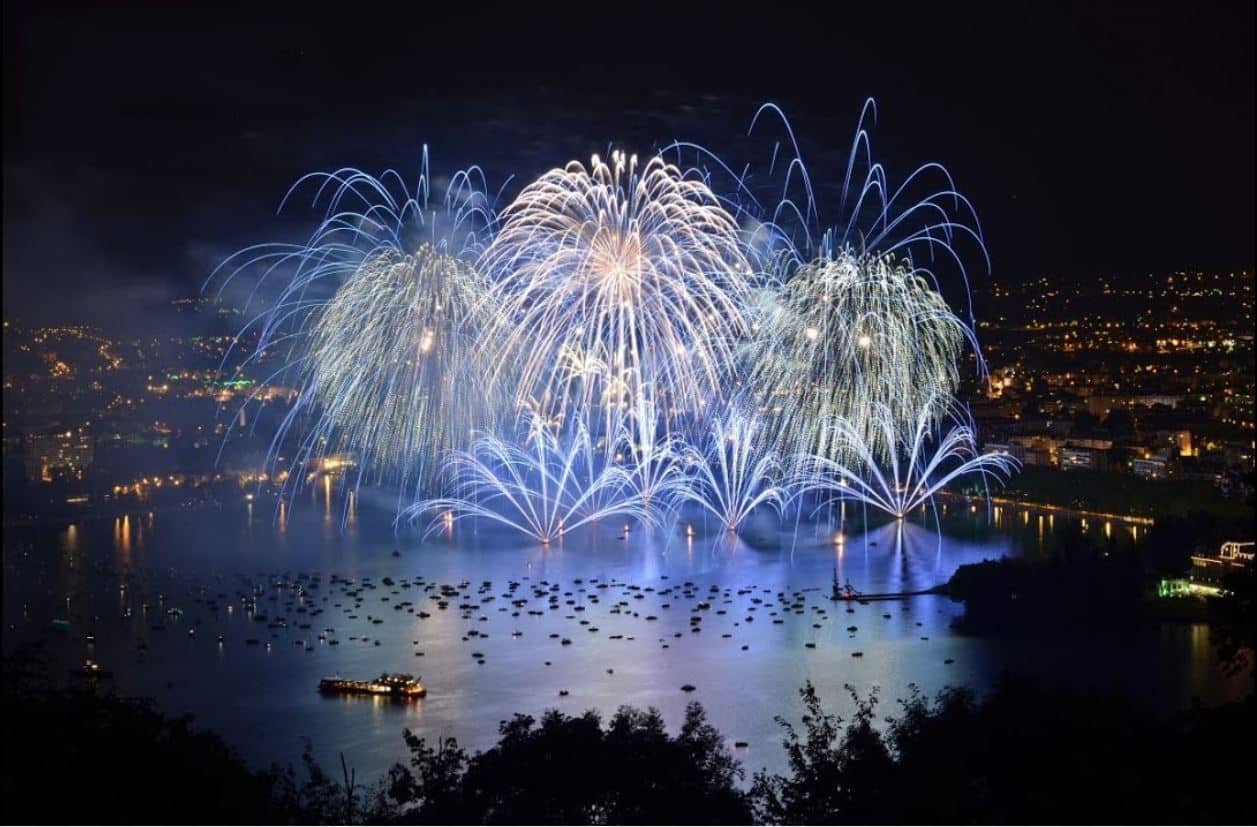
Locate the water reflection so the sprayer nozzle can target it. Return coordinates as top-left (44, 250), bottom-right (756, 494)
top-left (114, 515), bottom-right (132, 563)
top-left (7, 495), bottom-right (1233, 788)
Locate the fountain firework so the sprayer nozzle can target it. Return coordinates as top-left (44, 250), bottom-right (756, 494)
top-left (664, 413), bottom-right (788, 535)
top-left (408, 410), bottom-right (656, 545)
top-left (797, 399), bottom-right (1019, 522)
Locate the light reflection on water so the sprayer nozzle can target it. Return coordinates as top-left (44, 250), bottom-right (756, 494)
top-left (3, 499), bottom-right (1245, 784)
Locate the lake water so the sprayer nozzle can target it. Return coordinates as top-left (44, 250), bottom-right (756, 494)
top-left (2, 494), bottom-right (1244, 783)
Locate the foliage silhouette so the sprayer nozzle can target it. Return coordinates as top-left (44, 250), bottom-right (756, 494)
top-left (4, 652), bottom-right (1252, 824)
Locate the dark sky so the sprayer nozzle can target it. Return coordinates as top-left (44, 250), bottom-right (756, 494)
top-left (4, 1), bottom-right (1253, 329)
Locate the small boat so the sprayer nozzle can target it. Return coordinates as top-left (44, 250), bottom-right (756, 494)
top-left (71, 659), bottom-right (113, 680)
top-left (319, 673), bottom-right (426, 699)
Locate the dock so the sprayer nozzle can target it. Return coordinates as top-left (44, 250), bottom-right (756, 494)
top-left (830, 568), bottom-right (947, 602)
top-left (832, 587), bottom-right (946, 602)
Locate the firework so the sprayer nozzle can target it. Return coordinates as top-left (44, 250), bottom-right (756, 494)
top-left (409, 410), bottom-right (656, 544)
top-left (798, 399), bottom-right (1019, 521)
top-left (206, 103), bottom-right (1015, 536)
top-left (661, 101), bottom-right (989, 459)
top-left (205, 157), bottom-right (498, 505)
top-left (593, 395), bottom-right (682, 513)
top-left (666, 99), bottom-right (988, 286)
top-left (477, 150), bottom-right (756, 427)
top-left (746, 251), bottom-right (978, 460)
top-left (663, 413), bottom-right (787, 534)
top-left (302, 244), bottom-right (496, 494)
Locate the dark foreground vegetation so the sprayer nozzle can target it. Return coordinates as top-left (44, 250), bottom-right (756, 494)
top-left (3, 652), bottom-right (1253, 825)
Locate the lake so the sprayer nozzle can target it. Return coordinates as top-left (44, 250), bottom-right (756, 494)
top-left (2, 493), bottom-right (1244, 783)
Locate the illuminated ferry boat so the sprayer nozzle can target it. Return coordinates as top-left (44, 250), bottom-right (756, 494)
top-left (318, 673), bottom-right (426, 698)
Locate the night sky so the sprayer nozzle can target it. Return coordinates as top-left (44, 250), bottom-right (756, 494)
top-left (4, 1), bottom-right (1253, 329)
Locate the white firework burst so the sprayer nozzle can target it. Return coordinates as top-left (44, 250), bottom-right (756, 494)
top-left (478, 150), bottom-right (756, 428)
top-left (302, 244), bottom-right (497, 495)
top-left (747, 251), bottom-right (977, 461)
top-left (205, 157), bottom-right (499, 506)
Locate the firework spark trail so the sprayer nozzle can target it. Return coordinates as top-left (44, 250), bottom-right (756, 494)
top-left (302, 244), bottom-right (499, 496)
top-left (206, 102), bottom-right (1015, 535)
top-left (477, 150), bottom-right (757, 430)
top-left (407, 410), bottom-right (657, 544)
top-left (797, 398), bottom-right (1019, 521)
top-left (746, 251), bottom-right (979, 461)
top-left (609, 394), bottom-right (685, 511)
top-left (663, 413), bottom-right (787, 534)
top-left (660, 100), bottom-right (991, 464)
top-left (665, 100), bottom-right (989, 292)
top-left (203, 154), bottom-right (500, 507)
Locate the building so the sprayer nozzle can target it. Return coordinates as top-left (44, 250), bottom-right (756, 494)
top-left (983, 442), bottom-right (1024, 461)
top-left (1151, 429), bottom-right (1193, 457)
top-left (1188, 541), bottom-right (1255, 590)
top-left (1060, 444), bottom-right (1108, 471)
top-left (1131, 457), bottom-right (1169, 480)
top-left (1085, 393), bottom-right (1185, 418)
top-left (23, 428), bottom-right (94, 482)
top-left (1010, 434), bottom-right (1062, 466)
top-left (1066, 437), bottom-right (1113, 451)
top-left (1162, 541), bottom-right (1254, 599)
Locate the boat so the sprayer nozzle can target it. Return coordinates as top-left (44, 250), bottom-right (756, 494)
top-left (318, 673), bottom-right (426, 698)
top-left (71, 659), bottom-right (113, 680)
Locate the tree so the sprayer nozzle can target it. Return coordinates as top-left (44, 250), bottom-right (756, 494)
top-left (1071, 408), bottom-right (1101, 436)
top-left (1102, 407), bottom-right (1136, 441)
top-left (750, 682), bottom-right (893, 824)
top-left (386, 703), bottom-right (750, 824)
